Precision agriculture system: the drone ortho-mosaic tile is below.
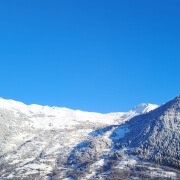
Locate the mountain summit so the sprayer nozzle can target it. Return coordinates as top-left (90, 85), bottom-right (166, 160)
top-left (131, 103), bottom-right (158, 114)
top-left (120, 95), bottom-right (180, 168)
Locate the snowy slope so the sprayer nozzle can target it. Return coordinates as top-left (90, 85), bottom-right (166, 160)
top-left (131, 103), bottom-right (158, 114)
top-left (0, 97), bottom-right (159, 179)
top-left (0, 97), bottom-right (158, 129)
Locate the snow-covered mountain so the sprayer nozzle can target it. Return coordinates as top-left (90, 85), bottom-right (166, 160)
top-left (131, 103), bottom-right (158, 114)
top-left (63, 97), bottom-right (180, 180)
top-left (0, 97), bottom-right (179, 179)
top-left (0, 97), bottom-right (158, 129)
top-left (121, 95), bottom-right (180, 168)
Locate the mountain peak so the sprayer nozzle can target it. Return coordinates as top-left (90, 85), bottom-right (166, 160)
top-left (131, 103), bottom-right (158, 114)
top-left (120, 95), bottom-right (180, 169)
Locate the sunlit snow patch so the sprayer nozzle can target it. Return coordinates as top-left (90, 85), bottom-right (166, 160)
top-left (110, 126), bottom-right (129, 140)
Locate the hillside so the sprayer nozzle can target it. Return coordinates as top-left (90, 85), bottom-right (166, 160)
top-left (120, 95), bottom-right (180, 168)
top-left (0, 97), bottom-right (157, 179)
top-left (1, 97), bottom-right (180, 179)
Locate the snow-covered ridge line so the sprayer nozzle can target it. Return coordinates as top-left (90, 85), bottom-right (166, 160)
top-left (0, 97), bottom-right (159, 130)
top-left (131, 103), bottom-right (159, 114)
top-left (0, 97), bottom-right (158, 115)
top-left (0, 97), bottom-right (167, 180)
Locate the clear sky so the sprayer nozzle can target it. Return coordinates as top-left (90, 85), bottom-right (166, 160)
top-left (0, 0), bottom-right (180, 113)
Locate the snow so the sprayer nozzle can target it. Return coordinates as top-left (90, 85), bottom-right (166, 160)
top-left (23, 163), bottom-right (51, 170)
top-left (92, 159), bottom-right (105, 167)
top-left (44, 143), bottom-right (62, 156)
top-left (0, 98), bottom-right (158, 130)
top-left (63, 178), bottom-right (74, 180)
top-left (111, 126), bottom-right (129, 140)
top-left (131, 103), bottom-right (159, 114)
top-left (117, 158), bottom-right (137, 169)
top-left (9, 159), bottom-right (21, 165)
top-left (85, 159), bottom-right (105, 179)
top-left (116, 150), bottom-right (137, 170)
top-left (0, 97), bottom-right (160, 179)
top-left (148, 167), bottom-right (177, 179)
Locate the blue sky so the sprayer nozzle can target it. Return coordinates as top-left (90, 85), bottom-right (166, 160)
top-left (0, 0), bottom-right (180, 113)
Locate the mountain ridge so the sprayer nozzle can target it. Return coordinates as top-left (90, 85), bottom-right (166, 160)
top-left (1, 96), bottom-right (179, 179)
top-left (0, 96), bottom-right (158, 114)
top-left (116, 95), bottom-right (180, 169)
